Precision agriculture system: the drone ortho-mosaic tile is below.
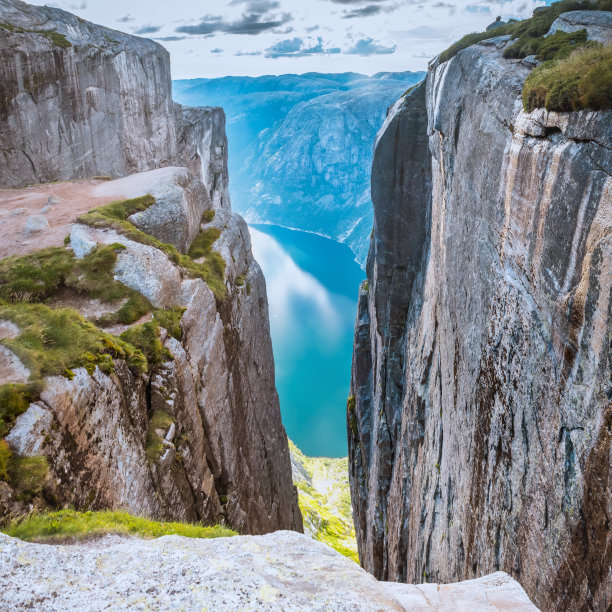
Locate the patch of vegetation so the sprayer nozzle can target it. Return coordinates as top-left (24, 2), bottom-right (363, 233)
top-left (438, 0), bottom-right (612, 64)
top-left (0, 439), bottom-right (48, 502)
top-left (1, 509), bottom-right (237, 542)
top-left (152, 307), bottom-right (185, 341)
top-left (0, 303), bottom-right (148, 383)
top-left (120, 322), bottom-right (171, 369)
top-left (347, 396), bottom-right (357, 437)
top-left (78, 201), bottom-right (226, 301)
top-left (0, 22), bottom-right (72, 48)
top-left (7, 456), bottom-right (48, 501)
top-left (235, 273), bottom-right (247, 287)
top-left (0, 439), bottom-right (10, 481)
top-left (0, 384), bottom-right (35, 438)
top-left (506, 27), bottom-right (588, 61)
top-left (145, 410), bottom-right (175, 464)
top-left (289, 441), bottom-right (358, 563)
top-left (86, 195), bottom-right (156, 222)
top-left (202, 209), bottom-right (216, 223)
top-left (523, 43), bottom-right (612, 111)
top-left (0, 243), bottom-right (152, 326)
top-left (187, 227), bottom-right (221, 259)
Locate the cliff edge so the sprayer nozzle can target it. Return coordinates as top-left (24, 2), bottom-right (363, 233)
top-left (0, 0), bottom-right (300, 535)
top-left (349, 7), bottom-right (611, 611)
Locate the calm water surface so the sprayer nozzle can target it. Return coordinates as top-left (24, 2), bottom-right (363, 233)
top-left (249, 224), bottom-right (364, 457)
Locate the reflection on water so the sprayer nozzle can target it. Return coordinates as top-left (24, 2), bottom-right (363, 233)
top-left (249, 225), bottom-right (364, 458)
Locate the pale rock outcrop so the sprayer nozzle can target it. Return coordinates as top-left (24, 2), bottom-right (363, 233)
top-left (93, 167), bottom-right (211, 252)
top-left (0, 346), bottom-right (29, 384)
top-left (350, 13), bottom-right (612, 612)
top-left (0, 531), bottom-right (538, 611)
top-left (0, 0), bottom-right (228, 193)
top-left (548, 10), bottom-right (612, 43)
top-left (4, 404), bottom-right (53, 456)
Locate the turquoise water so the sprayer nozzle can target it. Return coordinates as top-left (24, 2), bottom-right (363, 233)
top-left (249, 225), bottom-right (364, 458)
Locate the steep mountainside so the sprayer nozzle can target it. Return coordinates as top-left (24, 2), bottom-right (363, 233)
top-left (0, 0), bottom-right (229, 210)
top-left (173, 72), bottom-right (424, 266)
top-left (0, 0), bottom-right (300, 535)
top-left (349, 7), bottom-right (611, 612)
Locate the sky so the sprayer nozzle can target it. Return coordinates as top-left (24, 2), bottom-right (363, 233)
top-left (48, 0), bottom-right (556, 78)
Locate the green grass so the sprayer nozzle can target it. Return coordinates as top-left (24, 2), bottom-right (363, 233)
top-left (0, 243), bottom-right (153, 327)
top-left (85, 194), bottom-right (155, 222)
top-left (146, 410), bottom-right (175, 464)
top-left (202, 209), bottom-right (216, 223)
top-left (188, 227), bottom-right (221, 259)
top-left (0, 384), bottom-right (34, 438)
top-left (152, 308), bottom-right (185, 341)
top-left (0, 22), bottom-right (72, 48)
top-left (78, 200), bottom-right (227, 301)
top-left (438, 0), bottom-right (612, 64)
top-left (1, 509), bottom-right (237, 542)
top-left (0, 439), bottom-right (10, 481)
top-left (0, 439), bottom-right (48, 502)
top-left (523, 43), bottom-right (612, 111)
top-left (0, 303), bottom-right (148, 382)
top-left (289, 441), bottom-right (358, 563)
top-left (120, 322), bottom-right (171, 369)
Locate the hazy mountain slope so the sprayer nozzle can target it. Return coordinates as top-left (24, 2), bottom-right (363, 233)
top-left (173, 72), bottom-right (425, 266)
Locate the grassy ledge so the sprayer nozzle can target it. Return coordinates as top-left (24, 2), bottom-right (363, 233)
top-left (1, 509), bottom-right (236, 542)
top-left (0, 22), bottom-right (72, 48)
top-left (437, 0), bottom-right (612, 112)
top-left (78, 197), bottom-right (226, 301)
top-left (523, 43), bottom-right (612, 111)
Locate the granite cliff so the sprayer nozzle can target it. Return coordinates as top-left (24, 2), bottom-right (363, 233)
top-left (0, 0), bottom-right (229, 210)
top-left (349, 6), bottom-right (611, 612)
top-left (0, 0), bottom-right (300, 535)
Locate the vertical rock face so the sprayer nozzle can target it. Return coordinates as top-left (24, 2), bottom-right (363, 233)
top-left (0, 0), bottom-right (227, 195)
top-left (0, 0), bottom-right (301, 535)
top-left (350, 33), bottom-right (611, 612)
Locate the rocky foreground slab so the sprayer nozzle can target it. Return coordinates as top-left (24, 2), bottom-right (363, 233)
top-left (0, 530), bottom-right (538, 611)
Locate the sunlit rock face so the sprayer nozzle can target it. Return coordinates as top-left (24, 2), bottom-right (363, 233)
top-left (174, 73), bottom-right (425, 267)
top-left (0, 0), bottom-right (300, 536)
top-left (0, 0), bottom-right (229, 211)
top-left (350, 27), bottom-right (612, 612)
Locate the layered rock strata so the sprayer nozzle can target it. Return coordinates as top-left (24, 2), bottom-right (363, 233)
top-left (349, 16), bottom-right (612, 612)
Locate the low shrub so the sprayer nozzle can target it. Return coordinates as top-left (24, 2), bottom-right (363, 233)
top-left (523, 43), bottom-right (612, 111)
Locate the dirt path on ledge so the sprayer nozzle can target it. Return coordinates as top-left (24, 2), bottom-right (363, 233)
top-left (0, 180), bottom-right (127, 259)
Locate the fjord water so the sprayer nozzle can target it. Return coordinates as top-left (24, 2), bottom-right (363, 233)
top-left (249, 225), bottom-right (364, 457)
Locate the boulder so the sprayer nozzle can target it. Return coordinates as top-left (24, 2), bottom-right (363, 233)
top-left (547, 10), bottom-right (612, 44)
top-left (0, 531), bottom-right (538, 611)
top-left (25, 214), bottom-right (49, 235)
top-left (5, 403), bottom-right (54, 456)
top-left (0, 346), bottom-right (29, 384)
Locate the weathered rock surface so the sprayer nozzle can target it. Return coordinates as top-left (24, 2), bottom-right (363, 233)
top-left (350, 14), bottom-right (612, 612)
top-left (0, 1), bottom-right (300, 536)
top-left (0, 0), bottom-right (228, 199)
top-left (0, 531), bottom-right (538, 611)
top-left (2, 168), bottom-right (301, 534)
top-left (548, 10), bottom-right (612, 44)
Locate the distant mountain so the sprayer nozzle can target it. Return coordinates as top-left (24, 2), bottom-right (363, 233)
top-left (173, 71), bottom-right (425, 266)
